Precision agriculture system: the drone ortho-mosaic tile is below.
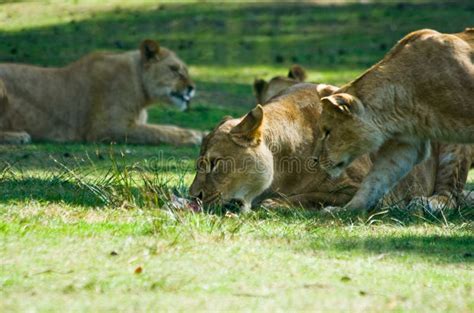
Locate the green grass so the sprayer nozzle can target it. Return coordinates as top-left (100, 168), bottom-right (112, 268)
top-left (2, 205), bottom-right (473, 311)
top-left (1, 1), bottom-right (473, 312)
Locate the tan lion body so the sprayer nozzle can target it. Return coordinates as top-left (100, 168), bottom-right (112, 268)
top-left (190, 84), bottom-right (471, 212)
top-left (313, 28), bottom-right (474, 211)
top-left (0, 40), bottom-right (204, 146)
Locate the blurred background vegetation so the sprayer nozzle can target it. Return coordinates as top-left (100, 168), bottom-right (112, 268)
top-left (1, 0), bottom-right (473, 129)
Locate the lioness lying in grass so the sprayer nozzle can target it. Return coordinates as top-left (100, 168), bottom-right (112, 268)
top-left (189, 83), bottom-right (472, 213)
top-left (0, 39), bottom-right (204, 146)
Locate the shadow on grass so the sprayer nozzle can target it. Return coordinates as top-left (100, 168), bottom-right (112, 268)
top-left (252, 206), bottom-right (473, 263)
top-left (327, 233), bottom-right (474, 263)
top-left (0, 153), bottom-right (192, 207)
top-left (0, 177), bottom-right (107, 207)
top-left (0, 174), bottom-right (180, 208)
top-left (1, 2), bottom-right (473, 68)
top-left (0, 142), bottom-right (198, 172)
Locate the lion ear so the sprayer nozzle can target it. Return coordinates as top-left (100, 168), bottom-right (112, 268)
top-left (288, 64), bottom-right (307, 82)
top-left (321, 93), bottom-right (364, 116)
top-left (316, 84), bottom-right (339, 98)
top-left (140, 39), bottom-right (160, 62)
top-left (230, 105), bottom-right (264, 146)
top-left (253, 79), bottom-right (268, 103)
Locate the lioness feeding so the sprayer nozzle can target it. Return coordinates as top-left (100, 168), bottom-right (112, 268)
top-left (0, 39), bottom-right (204, 146)
top-left (313, 28), bottom-right (474, 212)
top-left (189, 84), bottom-right (471, 213)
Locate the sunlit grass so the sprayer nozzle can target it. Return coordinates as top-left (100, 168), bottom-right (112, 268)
top-left (0, 1), bottom-right (162, 31)
top-left (1, 138), bottom-right (473, 311)
top-left (191, 65), bottom-right (362, 85)
top-left (1, 204), bottom-right (473, 311)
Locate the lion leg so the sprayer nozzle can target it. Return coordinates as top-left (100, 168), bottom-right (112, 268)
top-left (0, 131), bottom-right (31, 144)
top-left (260, 191), bottom-right (354, 210)
top-left (105, 124), bottom-right (204, 146)
top-left (136, 109), bottom-right (148, 124)
top-left (345, 139), bottom-right (431, 211)
top-left (0, 82), bottom-right (30, 144)
top-left (412, 144), bottom-right (472, 214)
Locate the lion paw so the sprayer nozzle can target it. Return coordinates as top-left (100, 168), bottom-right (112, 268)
top-left (321, 206), bottom-right (345, 214)
top-left (18, 132), bottom-right (31, 144)
top-left (408, 195), bottom-right (456, 215)
top-left (260, 198), bottom-right (287, 209)
top-left (186, 131), bottom-right (206, 146)
top-left (0, 131), bottom-right (31, 144)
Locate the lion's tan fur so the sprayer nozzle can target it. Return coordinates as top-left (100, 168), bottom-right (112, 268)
top-left (314, 28), bottom-right (474, 210)
top-left (341, 29), bottom-right (474, 142)
top-left (190, 84), bottom-right (471, 212)
top-left (0, 40), bottom-right (204, 145)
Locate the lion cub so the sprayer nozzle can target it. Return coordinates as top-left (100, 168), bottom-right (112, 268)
top-left (253, 64), bottom-right (337, 104)
top-left (0, 40), bottom-right (204, 146)
top-left (313, 28), bottom-right (474, 211)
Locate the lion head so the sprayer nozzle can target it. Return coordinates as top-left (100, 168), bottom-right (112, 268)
top-left (139, 39), bottom-right (195, 111)
top-left (189, 105), bottom-right (274, 212)
top-left (314, 93), bottom-right (384, 178)
top-left (253, 65), bottom-right (338, 105)
top-left (253, 64), bottom-right (307, 104)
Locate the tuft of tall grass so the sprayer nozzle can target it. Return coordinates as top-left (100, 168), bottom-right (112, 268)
top-left (1, 143), bottom-right (472, 230)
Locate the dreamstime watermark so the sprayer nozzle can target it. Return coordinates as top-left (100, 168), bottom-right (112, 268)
top-left (119, 142), bottom-right (323, 176)
top-left (141, 150), bottom-right (321, 176)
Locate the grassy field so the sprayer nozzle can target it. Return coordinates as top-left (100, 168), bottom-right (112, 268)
top-left (1, 1), bottom-right (473, 312)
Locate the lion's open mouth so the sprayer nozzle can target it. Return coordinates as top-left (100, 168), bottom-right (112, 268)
top-left (170, 91), bottom-right (191, 102)
top-left (170, 91), bottom-right (193, 111)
